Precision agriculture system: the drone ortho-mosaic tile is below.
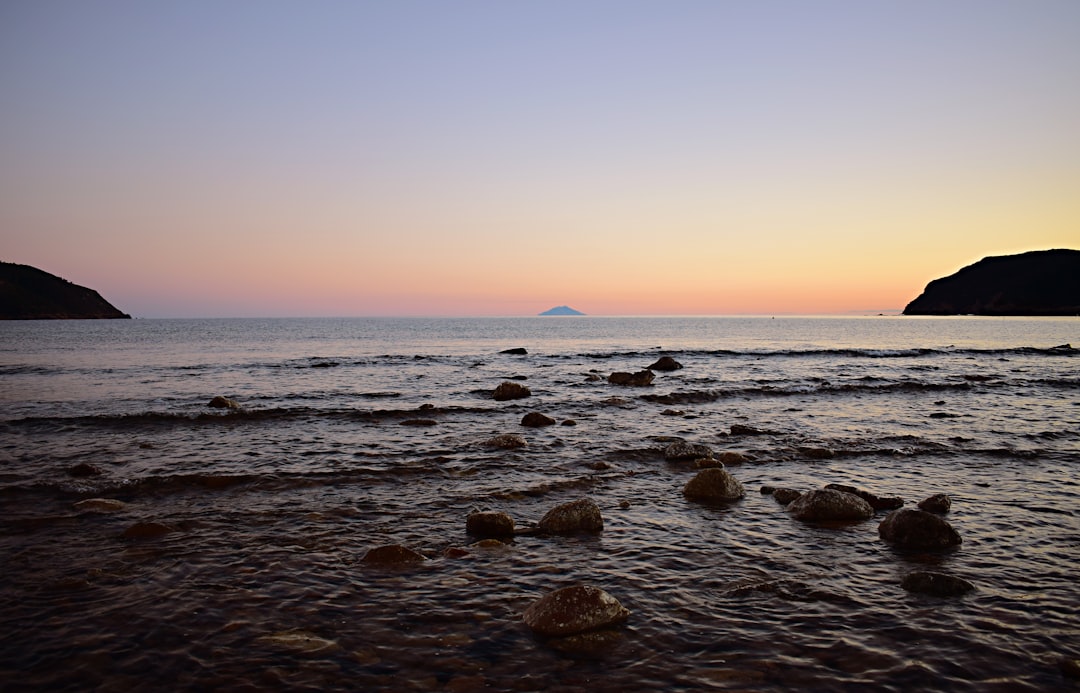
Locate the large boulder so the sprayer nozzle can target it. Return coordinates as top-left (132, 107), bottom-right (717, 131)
top-left (787, 488), bottom-right (874, 522)
top-left (522, 585), bottom-right (630, 637)
top-left (493, 381), bottom-right (531, 401)
top-left (466, 511), bottom-right (515, 538)
top-left (608, 370), bottom-right (655, 386)
top-left (683, 467), bottom-right (744, 502)
top-left (537, 498), bottom-right (603, 534)
top-left (878, 509), bottom-right (962, 550)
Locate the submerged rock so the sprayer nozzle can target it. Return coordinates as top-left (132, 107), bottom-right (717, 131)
top-left (466, 510), bottom-right (515, 538)
top-left (361, 544), bottom-right (426, 564)
top-left (482, 433), bottom-right (527, 449)
top-left (646, 356), bottom-right (683, 371)
top-left (122, 521), bottom-right (175, 539)
top-left (825, 483), bottom-right (904, 511)
top-left (257, 630), bottom-right (340, 654)
top-left (522, 584), bottom-right (630, 637)
top-left (208, 396), bottom-right (240, 409)
top-left (493, 381), bottom-right (531, 401)
top-left (537, 498), bottom-right (603, 534)
top-left (918, 493), bottom-right (952, 514)
top-left (798, 446), bottom-right (835, 460)
top-left (500, 347), bottom-right (528, 355)
top-left (729, 424), bottom-right (772, 436)
top-left (765, 488), bottom-right (802, 505)
top-left (683, 467), bottom-right (745, 502)
top-left (901, 571), bottom-right (974, 596)
top-left (717, 451), bottom-right (752, 465)
top-left (73, 498), bottom-right (127, 513)
top-left (67, 463), bottom-right (102, 477)
top-left (521, 412), bottom-right (557, 427)
top-left (878, 508), bottom-right (962, 550)
top-left (787, 488), bottom-right (874, 522)
top-left (663, 441), bottom-right (714, 461)
top-left (608, 370), bottom-right (655, 386)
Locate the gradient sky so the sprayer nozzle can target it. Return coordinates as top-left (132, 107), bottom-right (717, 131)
top-left (2, 1), bottom-right (1078, 317)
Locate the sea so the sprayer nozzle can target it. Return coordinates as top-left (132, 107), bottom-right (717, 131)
top-left (0, 316), bottom-right (1077, 692)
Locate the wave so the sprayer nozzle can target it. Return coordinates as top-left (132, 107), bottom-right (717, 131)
top-left (641, 380), bottom-right (974, 404)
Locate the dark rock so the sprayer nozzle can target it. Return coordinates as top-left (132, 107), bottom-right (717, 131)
top-left (1060, 657), bottom-right (1080, 680)
top-left (717, 451), bottom-right (751, 465)
top-left (788, 488), bottom-right (874, 522)
top-left (797, 446), bottom-right (835, 460)
top-left (208, 396), bottom-right (240, 409)
top-left (772, 488), bottom-right (802, 505)
top-left (901, 571), bottom-right (974, 596)
top-left (73, 498), bottom-right (127, 513)
top-left (663, 441), bottom-right (713, 461)
top-left (878, 508), bottom-right (962, 550)
top-left (466, 511), bottom-right (515, 538)
top-left (646, 356), bottom-right (683, 371)
top-left (918, 493), bottom-right (952, 514)
top-left (521, 412), bottom-right (557, 427)
top-left (903, 249), bottom-right (1080, 316)
top-left (522, 584), bottom-right (629, 637)
top-left (730, 424), bottom-right (772, 436)
top-left (482, 433), bottom-right (527, 449)
top-left (608, 370), bottom-right (655, 386)
top-left (694, 458), bottom-right (724, 469)
top-left (122, 521), bottom-right (175, 539)
top-left (500, 347), bottom-right (528, 355)
top-left (400, 418), bottom-right (437, 426)
top-left (824, 483), bottom-right (904, 511)
top-left (683, 467), bottom-right (745, 502)
top-left (537, 498), bottom-right (603, 534)
top-left (67, 463), bottom-right (102, 477)
top-left (361, 544), bottom-right (425, 564)
top-left (493, 381), bottom-right (531, 401)
top-left (560, 419), bottom-right (577, 426)
top-left (0, 261), bottom-right (131, 319)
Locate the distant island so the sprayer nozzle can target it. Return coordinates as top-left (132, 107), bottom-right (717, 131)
top-left (1, 262), bottom-right (131, 319)
top-left (539, 305), bottom-right (585, 316)
top-left (903, 249), bottom-right (1080, 316)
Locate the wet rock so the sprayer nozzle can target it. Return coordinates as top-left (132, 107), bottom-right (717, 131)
top-left (787, 488), bottom-right (874, 522)
top-left (729, 424), bottom-right (772, 436)
top-left (918, 493), bottom-right (952, 514)
top-left (878, 508), bottom-right (962, 550)
top-left (67, 463), bottom-right (102, 477)
top-left (560, 419), bottom-right (577, 426)
top-left (694, 458), bottom-right (724, 469)
top-left (1060, 657), bottom-right (1080, 679)
top-left (646, 356), bottom-right (683, 371)
top-left (443, 546), bottom-right (471, 558)
top-left (257, 630), bottom-right (340, 654)
top-left (608, 370), bottom-right (655, 386)
top-left (500, 347), bottom-right (528, 355)
top-left (208, 396), bottom-right (240, 409)
top-left (663, 441), bottom-right (714, 461)
top-left (901, 571), bottom-right (974, 596)
top-left (73, 498), bottom-right (127, 513)
top-left (400, 418), bottom-right (437, 426)
top-left (122, 521), bottom-right (176, 539)
top-left (466, 510), bottom-right (515, 538)
top-left (361, 544), bottom-right (426, 564)
top-left (717, 451), bottom-right (751, 465)
top-left (521, 412), bottom-right (557, 427)
top-left (798, 446), bottom-right (835, 460)
top-left (522, 584), bottom-right (630, 637)
top-left (493, 381), bottom-right (531, 401)
top-left (584, 373), bottom-right (603, 382)
top-left (537, 497), bottom-right (603, 534)
top-left (771, 488), bottom-right (802, 505)
top-left (825, 483), bottom-right (904, 511)
top-left (482, 433), bottom-right (527, 449)
top-left (661, 409), bottom-right (685, 416)
top-left (683, 467), bottom-right (745, 502)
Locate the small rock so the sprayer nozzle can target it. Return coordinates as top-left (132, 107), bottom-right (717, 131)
top-left (584, 373), bottom-right (603, 382)
top-left (500, 347), bottom-right (528, 355)
top-left (663, 441), bottom-right (714, 461)
top-left (918, 493), bottom-right (952, 514)
top-left (683, 467), bottom-right (745, 502)
top-left (257, 630), bottom-right (340, 654)
top-left (521, 412), bottom-right (557, 427)
top-left (122, 521), bottom-right (175, 539)
top-left (208, 396), bottom-right (240, 409)
top-left (646, 356), bottom-right (683, 371)
top-left (522, 585), bottom-right (630, 637)
top-left (73, 498), bottom-right (127, 513)
top-left (901, 571), bottom-right (974, 596)
top-left (787, 488), bottom-right (874, 522)
top-left (466, 511), bottom-right (515, 538)
top-left (67, 463), bottom-right (102, 477)
top-left (560, 419), bottom-right (577, 426)
top-left (694, 458), bottom-right (724, 469)
top-left (400, 418), bottom-right (437, 426)
top-left (537, 498), bottom-right (603, 534)
top-left (878, 509), bottom-right (962, 550)
top-left (608, 370), bottom-right (655, 386)
top-left (361, 544), bottom-right (425, 564)
top-left (772, 488), bottom-right (802, 505)
top-left (493, 381), bottom-right (531, 401)
top-left (482, 433), bottom-right (527, 449)
top-left (730, 424), bottom-right (771, 436)
top-left (797, 446), bottom-right (835, 460)
top-left (824, 483), bottom-right (904, 511)
top-left (661, 409), bottom-right (685, 416)
top-left (717, 451), bottom-right (751, 465)
top-left (443, 547), bottom-right (471, 558)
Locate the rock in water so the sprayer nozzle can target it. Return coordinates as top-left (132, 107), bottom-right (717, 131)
top-left (683, 467), bottom-right (745, 502)
top-left (520, 412), bottom-right (557, 427)
top-left (522, 585), bottom-right (630, 637)
top-left (663, 441), bottom-right (714, 461)
top-left (878, 509), bottom-right (962, 550)
top-left (608, 370), bottom-right (655, 386)
top-left (482, 433), bottom-right (527, 449)
top-left (824, 483), bottom-right (904, 511)
top-left (466, 511), bottom-right (515, 538)
top-left (901, 571), bottom-right (974, 596)
top-left (493, 381), bottom-right (531, 401)
top-left (208, 396), bottom-right (240, 409)
top-left (73, 498), bottom-right (127, 513)
top-left (646, 356), bottom-right (683, 371)
top-left (361, 544), bottom-right (425, 564)
top-left (918, 493), bottom-right (952, 514)
top-left (787, 488), bottom-right (874, 521)
top-left (537, 498), bottom-right (603, 534)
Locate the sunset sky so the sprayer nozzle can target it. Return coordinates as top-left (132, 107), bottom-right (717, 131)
top-left (2, 1), bottom-right (1077, 317)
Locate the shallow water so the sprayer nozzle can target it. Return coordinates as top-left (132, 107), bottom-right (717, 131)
top-left (1, 316), bottom-right (1078, 691)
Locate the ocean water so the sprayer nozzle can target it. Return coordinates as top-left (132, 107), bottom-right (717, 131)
top-left (0, 316), bottom-right (1077, 691)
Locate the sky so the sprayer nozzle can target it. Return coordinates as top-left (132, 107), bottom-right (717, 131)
top-left (2, 1), bottom-right (1078, 318)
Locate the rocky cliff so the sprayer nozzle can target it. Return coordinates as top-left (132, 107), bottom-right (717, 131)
top-left (0, 262), bottom-right (131, 319)
top-left (903, 249), bottom-right (1080, 316)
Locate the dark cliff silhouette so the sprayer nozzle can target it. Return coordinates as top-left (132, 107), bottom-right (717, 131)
top-left (903, 249), bottom-right (1080, 316)
top-left (1, 262), bottom-right (131, 319)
